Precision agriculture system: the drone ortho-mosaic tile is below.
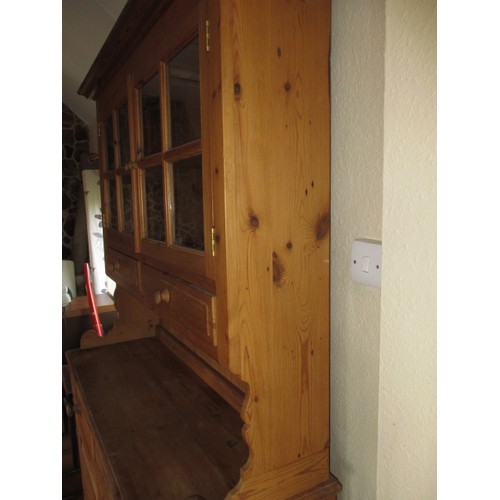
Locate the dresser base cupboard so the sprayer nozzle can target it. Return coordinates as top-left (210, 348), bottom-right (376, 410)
top-left (71, 0), bottom-right (341, 498)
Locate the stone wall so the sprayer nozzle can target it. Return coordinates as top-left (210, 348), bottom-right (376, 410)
top-left (62, 103), bottom-right (90, 260)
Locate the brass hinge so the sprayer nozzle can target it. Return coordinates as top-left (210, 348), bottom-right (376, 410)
top-left (205, 20), bottom-right (210, 52)
top-left (211, 227), bottom-right (216, 256)
top-left (97, 122), bottom-right (101, 138)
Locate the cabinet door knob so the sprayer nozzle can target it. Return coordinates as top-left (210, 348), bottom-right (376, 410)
top-left (154, 288), bottom-right (170, 305)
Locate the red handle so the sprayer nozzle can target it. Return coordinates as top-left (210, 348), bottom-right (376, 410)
top-left (84, 263), bottom-right (104, 337)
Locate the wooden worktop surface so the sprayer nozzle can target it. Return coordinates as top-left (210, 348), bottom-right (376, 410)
top-left (63, 294), bottom-right (116, 318)
top-left (67, 337), bottom-right (248, 499)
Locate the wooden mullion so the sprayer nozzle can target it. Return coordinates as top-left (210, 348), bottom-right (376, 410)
top-left (163, 139), bottom-right (202, 163)
top-left (116, 173), bottom-right (125, 233)
top-left (136, 151), bottom-right (163, 169)
top-left (164, 156), bottom-right (174, 248)
top-left (160, 60), bottom-right (171, 153)
top-left (113, 105), bottom-right (122, 169)
top-left (127, 74), bottom-right (143, 254)
top-left (135, 162), bottom-right (147, 244)
top-left (101, 170), bottom-right (116, 181)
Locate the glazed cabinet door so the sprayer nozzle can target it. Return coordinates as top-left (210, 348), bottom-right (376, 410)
top-left (98, 81), bottom-right (136, 257)
top-left (133, 23), bottom-right (214, 286)
top-left (98, 0), bottom-right (214, 290)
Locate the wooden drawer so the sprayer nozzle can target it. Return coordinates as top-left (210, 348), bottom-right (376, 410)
top-left (105, 247), bottom-right (139, 296)
top-left (78, 428), bottom-right (121, 500)
top-left (141, 264), bottom-right (217, 359)
top-left (73, 380), bottom-right (121, 499)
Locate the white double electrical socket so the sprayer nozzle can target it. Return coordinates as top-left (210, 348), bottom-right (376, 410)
top-left (350, 239), bottom-right (382, 288)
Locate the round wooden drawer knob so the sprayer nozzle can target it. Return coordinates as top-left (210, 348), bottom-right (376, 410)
top-left (108, 261), bottom-right (121, 272)
top-left (154, 288), bottom-right (170, 305)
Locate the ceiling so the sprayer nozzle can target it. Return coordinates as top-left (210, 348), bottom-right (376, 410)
top-left (62, 0), bottom-right (127, 127)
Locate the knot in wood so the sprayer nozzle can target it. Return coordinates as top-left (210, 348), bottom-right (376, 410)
top-left (249, 213), bottom-right (259, 230)
top-left (315, 211), bottom-right (330, 241)
top-left (272, 252), bottom-right (285, 287)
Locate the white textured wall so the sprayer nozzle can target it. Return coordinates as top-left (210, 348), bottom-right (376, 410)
top-left (377, 0), bottom-right (436, 497)
top-left (330, 0), bottom-right (385, 498)
top-left (330, 0), bottom-right (436, 498)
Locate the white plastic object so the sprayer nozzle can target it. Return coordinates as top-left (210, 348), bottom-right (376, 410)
top-left (350, 239), bottom-right (382, 288)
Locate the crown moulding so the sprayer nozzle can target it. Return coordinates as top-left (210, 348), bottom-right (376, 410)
top-left (78, 0), bottom-right (175, 100)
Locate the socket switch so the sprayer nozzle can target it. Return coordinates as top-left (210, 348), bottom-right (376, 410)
top-left (350, 239), bottom-right (382, 288)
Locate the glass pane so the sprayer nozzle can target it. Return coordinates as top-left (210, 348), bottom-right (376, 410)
top-left (172, 155), bottom-right (204, 250)
top-left (104, 117), bottom-right (115, 171)
top-left (118, 102), bottom-right (130, 165)
top-left (140, 73), bottom-right (162, 156)
top-left (108, 178), bottom-right (118, 230)
top-left (169, 38), bottom-right (201, 148)
top-left (122, 173), bottom-right (134, 234)
top-left (144, 165), bottom-right (165, 242)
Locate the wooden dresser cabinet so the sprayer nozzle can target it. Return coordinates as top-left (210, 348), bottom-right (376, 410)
top-left (68, 0), bottom-right (341, 498)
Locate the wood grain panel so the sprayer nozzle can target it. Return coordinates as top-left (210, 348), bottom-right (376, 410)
top-left (217, 0), bottom-right (332, 494)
